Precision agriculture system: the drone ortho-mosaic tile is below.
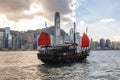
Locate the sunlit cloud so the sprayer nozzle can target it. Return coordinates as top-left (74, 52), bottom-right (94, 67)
top-left (0, 0), bottom-right (33, 21)
top-left (79, 21), bottom-right (86, 25)
top-left (0, 0), bottom-right (80, 31)
top-left (0, 0), bottom-right (120, 42)
top-left (37, 0), bottom-right (80, 24)
top-left (100, 18), bottom-right (115, 23)
top-left (0, 0), bottom-right (80, 24)
top-left (112, 36), bottom-right (120, 42)
top-left (23, 3), bottom-right (41, 15)
top-left (0, 15), bottom-right (46, 31)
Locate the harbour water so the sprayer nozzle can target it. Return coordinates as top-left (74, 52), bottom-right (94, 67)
top-left (0, 50), bottom-right (120, 80)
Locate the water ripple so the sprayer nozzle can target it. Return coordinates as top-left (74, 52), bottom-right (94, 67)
top-left (0, 50), bottom-right (120, 80)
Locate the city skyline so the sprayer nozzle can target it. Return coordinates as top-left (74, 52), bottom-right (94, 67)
top-left (0, 0), bottom-right (120, 41)
top-left (0, 26), bottom-right (120, 50)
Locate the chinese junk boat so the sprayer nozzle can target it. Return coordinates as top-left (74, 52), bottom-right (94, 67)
top-left (37, 26), bottom-right (90, 64)
top-left (37, 12), bottom-right (90, 64)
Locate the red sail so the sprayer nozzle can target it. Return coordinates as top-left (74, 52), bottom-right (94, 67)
top-left (81, 33), bottom-right (89, 47)
top-left (38, 32), bottom-right (51, 46)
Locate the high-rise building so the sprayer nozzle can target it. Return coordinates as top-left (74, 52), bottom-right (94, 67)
top-left (0, 32), bottom-right (3, 49)
top-left (94, 41), bottom-right (99, 48)
top-left (90, 38), bottom-right (95, 49)
top-left (54, 12), bottom-right (61, 45)
top-left (105, 39), bottom-right (111, 48)
top-left (75, 32), bottom-right (81, 52)
top-left (64, 33), bottom-right (70, 43)
top-left (4, 27), bottom-right (10, 37)
top-left (25, 31), bottom-right (35, 49)
top-left (8, 34), bottom-right (12, 49)
top-left (12, 36), bottom-right (22, 50)
top-left (3, 27), bottom-right (12, 49)
top-left (70, 28), bottom-right (74, 43)
top-left (100, 38), bottom-right (105, 49)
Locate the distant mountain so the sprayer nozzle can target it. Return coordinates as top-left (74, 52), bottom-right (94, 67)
top-left (36, 26), bottom-right (66, 37)
top-left (0, 28), bottom-right (4, 32)
top-left (0, 28), bottom-right (19, 36)
top-left (0, 26), bottom-right (66, 38)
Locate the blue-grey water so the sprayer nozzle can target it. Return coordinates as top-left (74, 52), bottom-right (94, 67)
top-left (0, 50), bottom-right (120, 80)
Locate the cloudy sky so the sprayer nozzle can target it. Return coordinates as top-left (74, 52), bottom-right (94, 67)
top-left (0, 0), bottom-right (120, 41)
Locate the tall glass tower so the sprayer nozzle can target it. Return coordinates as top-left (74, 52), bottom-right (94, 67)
top-left (54, 12), bottom-right (61, 45)
top-left (5, 27), bottom-right (10, 37)
top-left (4, 27), bottom-right (12, 49)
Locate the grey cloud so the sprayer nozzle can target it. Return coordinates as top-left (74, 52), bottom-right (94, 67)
top-left (0, 0), bottom-right (78, 23)
top-left (0, 0), bottom-right (31, 11)
top-left (0, 0), bottom-right (33, 21)
top-left (7, 12), bottom-right (34, 21)
top-left (38, 0), bottom-right (77, 23)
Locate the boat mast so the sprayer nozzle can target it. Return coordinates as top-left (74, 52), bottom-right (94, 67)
top-left (86, 26), bottom-right (88, 34)
top-left (74, 22), bottom-right (76, 52)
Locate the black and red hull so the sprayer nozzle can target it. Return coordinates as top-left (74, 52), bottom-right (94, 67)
top-left (37, 46), bottom-right (90, 64)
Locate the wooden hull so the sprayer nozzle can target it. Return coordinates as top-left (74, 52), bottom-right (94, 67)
top-left (37, 51), bottom-right (89, 64)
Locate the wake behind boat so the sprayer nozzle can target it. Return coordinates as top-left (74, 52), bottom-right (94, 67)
top-left (37, 12), bottom-right (90, 64)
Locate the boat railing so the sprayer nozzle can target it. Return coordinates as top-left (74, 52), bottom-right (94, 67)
top-left (39, 45), bottom-right (76, 54)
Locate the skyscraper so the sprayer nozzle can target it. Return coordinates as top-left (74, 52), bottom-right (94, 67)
top-left (54, 12), bottom-right (61, 45)
top-left (64, 33), bottom-right (70, 43)
top-left (100, 38), bottom-right (105, 49)
top-left (0, 32), bottom-right (3, 49)
top-left (70, 28), bottom-right (74, 43)
top-left (3, 27), bottom-right (12, 49)
top-left (105, 39), bottom-right (111, 48)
